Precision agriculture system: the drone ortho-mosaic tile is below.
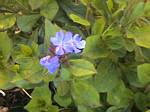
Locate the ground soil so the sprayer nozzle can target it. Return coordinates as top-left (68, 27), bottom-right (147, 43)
top-left (0, 88), bottom-right (32, 112)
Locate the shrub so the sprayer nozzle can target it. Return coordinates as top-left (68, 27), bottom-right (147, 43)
top-left (0, 0), bottom-right (150, 112)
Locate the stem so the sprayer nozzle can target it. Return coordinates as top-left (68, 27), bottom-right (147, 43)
top-left (75, 0), bottom-right (79, 4)
top-left (22, 89), bottom-right (32, 99)
top-left (0, 90), bottom-right (6, 96)
top-left (85, 3), bottom-right (91, 36)
top-left (85, 7), bottom-right (90, 20)
top-left (102, 21), bottom-right (114, 37)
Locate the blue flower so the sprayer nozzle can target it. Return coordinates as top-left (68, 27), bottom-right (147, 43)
top-left (50, 31), bottom-right (86, 55)
top-left (68, 34), bottom-right (86, 53)
top-left (40, 56), bottom-right (60, 74)
top-left (40, 31), bottom-right (86, 74)
top-left (50, 31), bottom-right (73, 55)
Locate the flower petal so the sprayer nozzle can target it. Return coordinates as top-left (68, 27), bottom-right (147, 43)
top-left (47, 56), bottom-right (60, 74)
top-left (76, 40), bottom-right (86, 49)
top-left (40, 55), bottom-right (51, 66)
top-left (56, 31), bottom-right (64, 41)
top-left (50, 31), bottom-right (86, 55)
top-left (50, 37), bottom-right (61, 45)
top-left (73, 34), bottom-right (81, 41)
top-left (40, 56), bottom-right (60, 74)
top-left (63, 31), bottom-right (73, 43)
top-left (55, 46), bottom-right (64, 55)
top-left (63, 45), bottom-right (73, 53)
top-left (73, 47), bottom-right (81, 53)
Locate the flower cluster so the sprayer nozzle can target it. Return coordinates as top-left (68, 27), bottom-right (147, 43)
top-left (40, 31), bottom-right (86, 74)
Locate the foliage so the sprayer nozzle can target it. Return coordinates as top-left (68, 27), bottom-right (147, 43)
top-left (0, 0), bottom-right (150, 112)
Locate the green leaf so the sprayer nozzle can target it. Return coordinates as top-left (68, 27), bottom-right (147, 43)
top-left (40, 0), bottom-right (58, 20)
top-left (145, 110), bottom-right (150, 112)
top-left (107, 0), bottom-right (113, 11)
top-left (112, 48), bottom-right (126, 57)
top-left (31, 42), bottom-right (39, 56)
top-left (127, 26), bottom-right (150, 48)
top-left (134, 92), bottom-right (150, 111)
top-left (59, 0), bottom-right (86, 17)
top-left (0, 70), bottom-right (13, 89)
top-left (106, 106), bottom-right (124, 112)
top-left (71, 81), bottom-right (100, 107)
top-left (137, 63), bottom-right (150, 86)
top-left (80, 0), bottom-right (89, 6)
top-left (128, 2), bottom-right (144, 23)
top-left (12, 57), bottom-right (44, 88)
top-left (104, 27), bottom-right (122, 38)
top-left (54, 94), bottom-right (72, 107)
top-left (142, 48), bottom-right (150, 61)
top-left (45, 19), bottom-right (60, 49)
top-left (104, 28), bottom-right (124, 50)
top-left (32, 85), bottom-right (52, 105)
top-left (105, 36), bottom-right (124, 50)
top-left (69, 59), bottom-right (96, 77)
top-left (124, 65), bottom-right (143, 88)
top-left (58, 0), bottom-right (86, 18)
top-left (54, 80), bottom-right (72, 107)
top-left (69, 14), bottom-right (90, 26)
top-left (0, 14), bottom-right (16, 30)
top-left (145, 1), bottom-right (150, 12)
top-left (11, 73), bottom-right (42, 89)
top-left (19, 58), bottom-right (44, 83)
top-left (94, 60), bottom-right (120, 92)
top-left (144, 1), bottom-right (150, 16)
top-left (26, 85), bottom-right (59, 112)
top-left (124, 39), bottom-right (136, 52)
top-left (56, 81), bottom-right (70, 96)
top-left (0, 32), bottom-right (12, 61)
top-left (83, 35), bottom-right (110, 59)
top-left (60, 67), bottom-right (72, 80)
top-left (107, 81), bottom-right (133, 108)
top-left (64, 24), bottom-right (85, 38)
top-left (92, 0), bottom-right (112, 23)
top-left (92, 18), bottom-right (106, 35)
top-left (17, 14), bottom-right (40, 32)
top-left (78, 105), bottom-right (94, 112)
top-left (28, 0), bottom-right (43, 10)
top-left (16, 0), bottom-right (30, 10)
top-left (20, 44), bottom-right (32, 56)
top-left (134, 47), bottom-right (148, 62)
top-left (45, 19), bottom-right (60, 38)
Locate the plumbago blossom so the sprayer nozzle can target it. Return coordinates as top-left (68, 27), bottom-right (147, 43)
top-left (50, 31), bottom-right (86, 55)
top-left (40, 56), bottom-right (60, 74)
top-left (40, 31), bottom-right (86, 74)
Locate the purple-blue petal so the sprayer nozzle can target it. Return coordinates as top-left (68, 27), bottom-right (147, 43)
top-left (40, 55), bottom-right (51, 66)
top-left (40, 56), bottom-right (60, 74)
top-left (50, 31), bottom-right (86, 55)
top-left (55, 31), bottom-right (64, 41)
top-left (55, 46), bottom-right (64, 55)
top-left (76, 40), bottom-right (86, 49)
top-left (63, 45), bottom-right (74, 53)
top-left (73, 47), bottom-right (81, 53)
top-left (63, 31), bottom-right (73, 43)
top-left (47, 56), bottom-right (60, 74)
top-left (50, 37), bottom-right (61, 45)
top-left (73, 34), bottom-right (81, 41)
